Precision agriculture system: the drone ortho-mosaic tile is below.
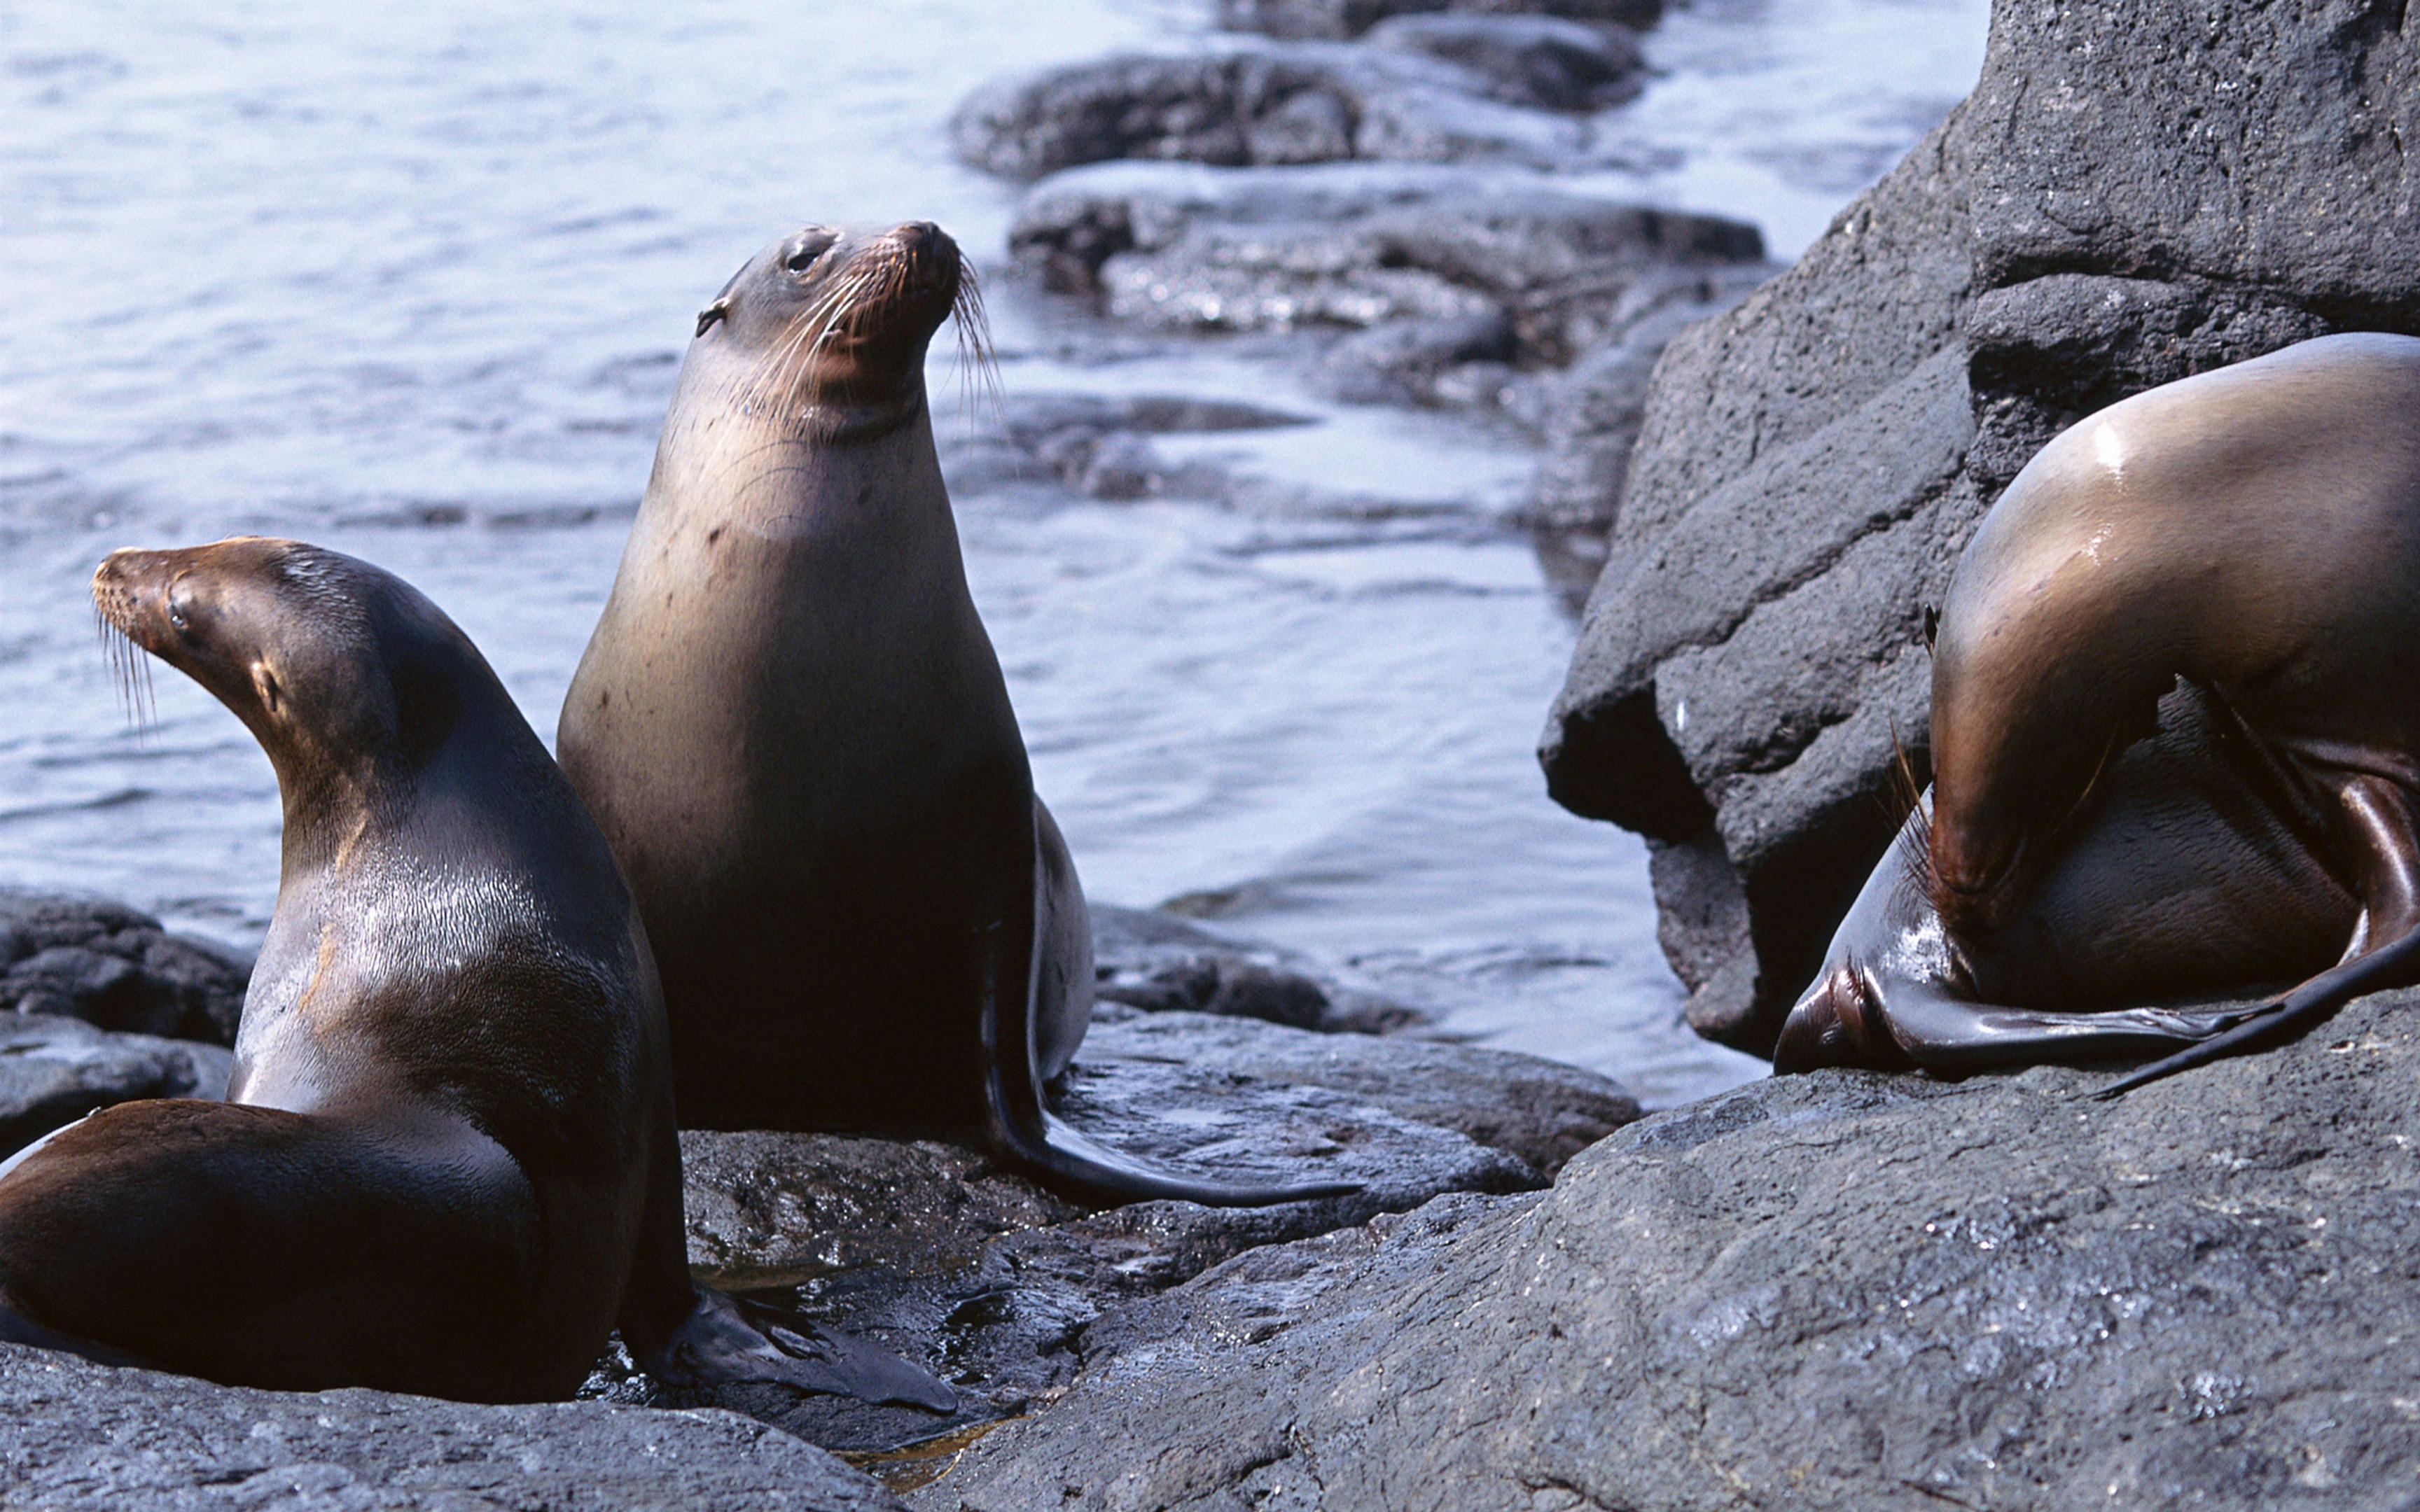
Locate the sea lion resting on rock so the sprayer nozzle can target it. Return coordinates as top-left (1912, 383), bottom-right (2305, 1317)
top-left (0, 539), bottom-right (950, 1408)
top-left (1777, 332), bottom-right (2420, 1092)
top-left (559, 220), bottom-right (1349, 1205)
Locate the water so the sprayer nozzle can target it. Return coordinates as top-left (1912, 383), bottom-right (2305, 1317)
top-left (0, 0), bottom-right (1987, 1107)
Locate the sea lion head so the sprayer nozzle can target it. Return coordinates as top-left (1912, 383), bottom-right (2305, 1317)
top-left (686, 220), bottom-right (982, 443)
top-left (92, 538), bottom-right (482, 798)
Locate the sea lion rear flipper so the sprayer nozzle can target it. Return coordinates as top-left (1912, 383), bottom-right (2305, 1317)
top-left (640, 1283), bottom-right (957, 1413)
top-left (980, 832), bottom-right (1363, 1210)
top-left (2095, 772), bottom-right (2420, 1098)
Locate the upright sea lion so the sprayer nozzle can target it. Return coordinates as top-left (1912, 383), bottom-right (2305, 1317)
top-left (558, 222), bottom-right (1349, 1205)
top-left (0, 538), bottom-right (950, 1408)
top-left (1775, 332), bottom-right (2420, 1090)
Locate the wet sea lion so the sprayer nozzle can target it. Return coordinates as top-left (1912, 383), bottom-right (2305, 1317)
top-left (0, 538), bottom-right (950, 1408)
top-left (557, 222), bottom-right (1349, 1205)
top-left (1775, 332), bottom-right (2420, 1091)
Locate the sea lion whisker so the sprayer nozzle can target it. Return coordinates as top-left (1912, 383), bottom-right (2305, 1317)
top-left (952, 264), bottom-right (1003, 439)
top-left (94, 607), bottom-right (155, 741)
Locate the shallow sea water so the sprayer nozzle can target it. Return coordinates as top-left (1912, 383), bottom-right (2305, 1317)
top-left (0, 0), bottom-right (1987, 1106)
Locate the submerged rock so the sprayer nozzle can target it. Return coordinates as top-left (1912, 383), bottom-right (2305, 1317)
top-left (1363, 13), bottom-right (1646, 113)
top-left (1541, 0), bottom-right (2420, 1056)
top-left (922, 984), bottom-right (2420, 1510)
top-left (0, 892), bottom-right (249, 1046)
top-left (0, 1345), bottom-right (905, 1511)
top-left (1215, 0), bottom-right (1664, 43)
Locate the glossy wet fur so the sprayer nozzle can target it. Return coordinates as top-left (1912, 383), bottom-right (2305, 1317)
top-left (6, 540), bottom-right (954, 1409)
top-left (0, 539), bottom-right (669, 1398)
top-left (1779, 334), bottom-right (2420, 1084)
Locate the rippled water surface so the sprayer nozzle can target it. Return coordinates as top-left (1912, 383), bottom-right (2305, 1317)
top-left (0, 0), bottom-right (1987, 1106)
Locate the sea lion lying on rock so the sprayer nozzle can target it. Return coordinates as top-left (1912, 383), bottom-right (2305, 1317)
top-left (0, 538), bottom-right (950, 1410)
top-left (1777, 333), bottom-right (2420, 1092)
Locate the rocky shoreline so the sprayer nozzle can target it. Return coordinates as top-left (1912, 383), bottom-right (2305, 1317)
top-left (9, 0), bottom-right (2417, 1507)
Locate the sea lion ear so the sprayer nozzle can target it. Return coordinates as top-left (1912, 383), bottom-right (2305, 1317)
top-left (251, 660), bottom-right (282, 715)
top-left (695, 299), bottom-right (730, 339)
top-left (1923, 603), bottom-right (1940, 652)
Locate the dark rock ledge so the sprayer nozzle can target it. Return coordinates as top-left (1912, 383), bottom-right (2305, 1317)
top-left (0, 894), bottom-right (1641, 1507)
top-left (917, 985), bottom-right (2420, 1511)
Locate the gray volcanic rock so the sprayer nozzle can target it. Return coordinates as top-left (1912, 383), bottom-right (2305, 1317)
top-left (1363, 13), bottom-right (1646, 112)
top-left (0, 891), bottom-right (249, 1046)
top-left (0, 1345), bottom-right (905, 1511)
top-left (952, 44), bottom-right (1629, 183)
top-left (1541, 0), bottom-right (2420, 1056)
top-left (1093, 903), bottom-right (1423, 1035)
top-left (1006, 161), bottom-right (1772, 419)
top-left (599, 1003), bottom-right (1611, 1454)
top-left (1216, 0), bottom-right (1664, 43)
top-left (0, 1013), bottom-right (233, 1157)
top-left (919, 984), bottom-right (2420, 1511)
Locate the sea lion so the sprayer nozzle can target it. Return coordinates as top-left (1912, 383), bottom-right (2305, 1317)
top-left (557, 221), bottom-right (1349, 1205)
top-left (0, 538), bottom-right (950, 1409)
top-left (1775, 332), bottom-right (2420, 1091)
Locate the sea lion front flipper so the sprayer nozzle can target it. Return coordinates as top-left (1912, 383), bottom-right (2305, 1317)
top-left (641, 1283), bottom-right (957, 1412)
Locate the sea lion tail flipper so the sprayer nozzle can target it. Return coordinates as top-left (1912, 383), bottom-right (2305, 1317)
top-left (639, 1283), bottom-right (957, 1413)
top-left (1018, 1108), bottom-right (1363, 1209)
top-left (2091, 927), bottom-right (2420, 1099)
top-left (980, 841), bottom-right (1363, 1210)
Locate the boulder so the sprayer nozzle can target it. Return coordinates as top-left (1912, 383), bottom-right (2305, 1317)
top-left (1362, 13), bottom-right (1646, 112)
top-left (919, 983), bottom-right (2420, 1510)
top-left (0, 1345), bottom-right (905, 1511)
top-left (1541, 0), bottom-right (2420, 1056)
top-left (596, 1002), bottom-right (1637, 1455)
top-left (0, 1014), bottom-right (233, 1158)
top-left (951, 43), bottom-right (1632, 183)
top-left (1214, 0), bottom-right (1664, 43)
top-left (941, 392), bottom-right (1312, 503)
top-left (0, 891), bottom-right (249, 1046)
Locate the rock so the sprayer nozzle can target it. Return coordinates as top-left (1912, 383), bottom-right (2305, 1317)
top-left (0, 891), bottom-right (249, 1046)
top-left (1520, 262), bottom-right (1779, 527)
top-left (0, 1014), bottom-right (233, 1157)
top-left (942, 391), bottom-right (1314, 502)
top-left (0, 1345), bottom-right (905, 1511)
top-left (1092, 903), bottom-right (1424, 1034)
top-left (1216, 0), bottom-right (1664, 43)
top-left (919, 984), bottom-right (2420, 1510)
top-left (1006, 161), bottom-right (1772, 421)
top-left (1364, 13), bottom-right (1645, 112)
top-left (1542, 0), bottom-right (2420, 1056)
top-left (1090, 1009), bottom-right (1641, 1177)
top-left (597, 1000), bottom-right (1619, 1454)
top-left (952, 45), bottom-right (1619, 183)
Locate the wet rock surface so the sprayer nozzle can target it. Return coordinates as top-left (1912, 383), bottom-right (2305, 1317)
top-left (1005, 160), bottom-right (1773, 444)
top-left (0, 1014), bottom-right (234, 1158)
top-left (0, 891), bottom-right (249, 1046)
top-left (594, 999), bottom-right (1634, 1459)
top-left (0, 1345), bottom-right (906, 1511)
top-left (951, 41), bottom-right (1643, 185)
top-left (919, 985), bottom-right (2420, 1511)
top-left (1543, 0), bottom-right (2420, 1056)
top-left (1215, 0), bottom-right (1664, 44)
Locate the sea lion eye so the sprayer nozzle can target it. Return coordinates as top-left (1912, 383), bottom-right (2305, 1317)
top-left (783, 232), bottom-right (837, 274)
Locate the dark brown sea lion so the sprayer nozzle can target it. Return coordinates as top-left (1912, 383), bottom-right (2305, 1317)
top-left (1775, 332), bottom-right (2420, 1091)
top-left (0, 538), bottom-right (950, 1408)
top-left (557, 223), bottom-right (1349, 1206)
